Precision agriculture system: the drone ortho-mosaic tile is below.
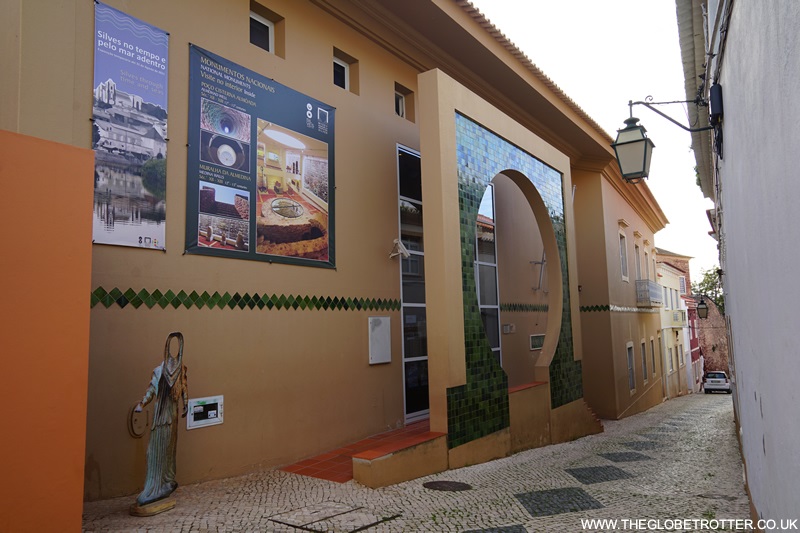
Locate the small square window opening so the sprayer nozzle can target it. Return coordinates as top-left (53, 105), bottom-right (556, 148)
top-left (333, 57), bottom-right (349, 90)
top-left (250, 11), bottom-right (274, 53)
top-left (395, 91), bottom-right (406, 118)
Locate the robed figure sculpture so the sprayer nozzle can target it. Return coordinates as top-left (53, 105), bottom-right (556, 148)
top-left (130, 332), bottom-right (188, 516)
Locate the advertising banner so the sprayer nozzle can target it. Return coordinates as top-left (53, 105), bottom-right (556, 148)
top-left (186, 46), bottom-right (335, 268)
top-left (92, 3), bottom-right (169, 249)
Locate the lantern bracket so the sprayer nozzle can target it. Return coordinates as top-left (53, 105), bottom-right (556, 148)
top-left (628, 96), bottom-right (714, 133)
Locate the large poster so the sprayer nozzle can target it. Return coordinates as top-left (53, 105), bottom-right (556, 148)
top-left (92, 3), bottom-right (168, 249)
top-left (186, 46), bottom-right (335, 268)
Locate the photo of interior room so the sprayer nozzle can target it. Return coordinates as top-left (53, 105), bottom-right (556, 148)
top-left (255, 119), bottom-right (329, 260)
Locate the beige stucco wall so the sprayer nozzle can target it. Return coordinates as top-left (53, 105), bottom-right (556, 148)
top-left (494, 173), bottom-right (548, 387)
top-left (3, 0), bottom-right (430, 500)
top-left (573, 168), bottom-right (665, 419)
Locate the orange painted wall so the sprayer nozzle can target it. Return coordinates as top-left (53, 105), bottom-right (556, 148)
top-left (0, 130), bottom-right (93, 532)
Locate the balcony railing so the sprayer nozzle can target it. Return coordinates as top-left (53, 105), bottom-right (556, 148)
top-left (635, 279), bottom-right (663, 308)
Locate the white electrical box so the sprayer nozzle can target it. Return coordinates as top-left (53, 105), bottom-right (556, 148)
top-left (187, 395), bottom-right (224, 430)
top-left (368, 316), bottom-right (392, 365)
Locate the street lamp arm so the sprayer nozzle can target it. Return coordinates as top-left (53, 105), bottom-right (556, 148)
top-left (629, 100), bottom-right (714, 133)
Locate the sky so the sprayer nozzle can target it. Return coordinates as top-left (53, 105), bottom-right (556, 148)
top-left (468, 0), bottom-right (718, 282)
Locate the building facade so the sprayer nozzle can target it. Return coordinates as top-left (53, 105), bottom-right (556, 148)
top-left (677, 0), bottom-right (800, 522)
top-left (573, 167), bottom-right (668, 420)
top-left (657, 255), bottom-right (689, 399)
top-left (2, 1), bottom-right (675, 529)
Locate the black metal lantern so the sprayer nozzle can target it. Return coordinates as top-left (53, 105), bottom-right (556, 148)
top-left (611, 117), bottom-right (655, 183)
top-left (696, 297), bottom-right (709, 319)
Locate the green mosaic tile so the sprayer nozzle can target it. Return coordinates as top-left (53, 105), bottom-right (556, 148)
top-left (130, 289), bottom-right (145, 309)
top-left (177, 290), bottom-right (190, 309)
top-left (580, 305), bottom-right (611, 312)
top-left (161, 290), bottom-right (175, 309)
top-left (500, 303), bottom-right (549, 313)
top-left (90, 286), bottom-right (400, 314)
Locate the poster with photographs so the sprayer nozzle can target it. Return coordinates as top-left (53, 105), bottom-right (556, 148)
top-left (186, 46), bottom-right (335, 267)
top-left (92, 3), bottom-right (168, 249)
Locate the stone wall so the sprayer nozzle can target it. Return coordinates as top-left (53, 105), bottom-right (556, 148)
top-left (698, 299), bottom-right (728, 373)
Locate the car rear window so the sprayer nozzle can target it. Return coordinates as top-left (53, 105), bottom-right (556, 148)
top-left (707, 372), bottom-right (726, 379)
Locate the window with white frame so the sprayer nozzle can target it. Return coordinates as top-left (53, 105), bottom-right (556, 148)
top-left (475, 184), bottom-right (502, 364)
top-left (394, 91), bottom-right (405, 118)
top-left (644, 251), bottom-right (650, 280)
top-left (668, 347), bottom-right (674, 372)
top-left (333, 57), bottom-right (349, 90)
top-left (679, 276), bottom-right (687, 295)
top-left (627, 343), bottom-right (635, 391)
top-left (250, 11), bottom-right (275, 53)
top-left (394, 82), bottom-right (414, 122)
top-left (635, 245), bottom-right (642, 280)
top-left (333, 48), bottom-right (358, 93)
top-left (679, 344), bottom-right (685, 366)
top-left (619, 233), bottom-right (629, 280)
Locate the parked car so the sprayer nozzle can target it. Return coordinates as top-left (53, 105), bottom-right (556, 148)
top-left (703, 371), bottom-right (732, 394)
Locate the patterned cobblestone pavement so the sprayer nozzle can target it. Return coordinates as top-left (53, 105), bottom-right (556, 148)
top-left (83, 393), bottom-right (750, 532)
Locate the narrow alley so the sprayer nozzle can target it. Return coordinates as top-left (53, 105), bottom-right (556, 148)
top-left (83, 393), bottom-right (750, 532)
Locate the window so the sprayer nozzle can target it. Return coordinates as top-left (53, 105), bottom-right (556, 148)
top-left (650, 338), bottom-right (656, 376)
top-left (530, 334), bottom-right (545, 351)
top-left (475, 184), bottom-right (501, 364)
top-left (679, 344), bottom-right (685, 367)
top-left (679, 276), bottom-right (687, 295)
top-left (398, 146), bottom-right (429, 422)
top-left (663, 286), bottom-right (669, 309)
top-left (644, 251), bottom-right (650, 280)
top-left (641, 341), bottom-right (648, 382)
top-left (394, 82), bottom-right (415, 122)
top-left (333, 48), bottom-right (359, 94)
top-left (668, 347), bottom-right (674, 372)
top-left (635, 245), bottom-right (642, 280)
top-left (333, 57), bottom-right (349, 90)
top-left (627, 343), bottom-right (636, 391)
top-left (249, 3), bottom-right (283, 57)
top-left (395, 91), bottom-right (405, 118)
top-left (250, 12), bottom-right (274, 53)
top-left (619, 233), bottom-right (628, 280)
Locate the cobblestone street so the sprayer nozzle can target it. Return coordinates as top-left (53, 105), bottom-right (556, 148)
top-left (83, 393), bottom-right (750, 532)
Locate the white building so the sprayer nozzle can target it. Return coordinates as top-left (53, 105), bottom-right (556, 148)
top-left (677, 0), bottom-right (800, 522)
top-left (657, 255), bottom-right (688, 399)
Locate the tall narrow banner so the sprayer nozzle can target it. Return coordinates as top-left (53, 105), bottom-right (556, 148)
top-left (92, 3), bottom-right (168, 249)
top-left (186, 46), bottom-right (336, 268)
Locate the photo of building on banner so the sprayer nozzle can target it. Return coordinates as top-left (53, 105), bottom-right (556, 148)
top-left (92, 3), bottom-right (168, 249)
top-left (185, 46), bottom-right (335, 268)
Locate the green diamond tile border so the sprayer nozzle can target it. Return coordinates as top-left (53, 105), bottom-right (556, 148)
top-left (91, 287), bottom-right (400, 312)
top-left (447, 113), bottom-right (583, 449)
top-left (500, 303), bottom-right (549, 313)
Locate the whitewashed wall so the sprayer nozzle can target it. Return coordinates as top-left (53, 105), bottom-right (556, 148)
top-left (715, 0), bottom-right (800, 522)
